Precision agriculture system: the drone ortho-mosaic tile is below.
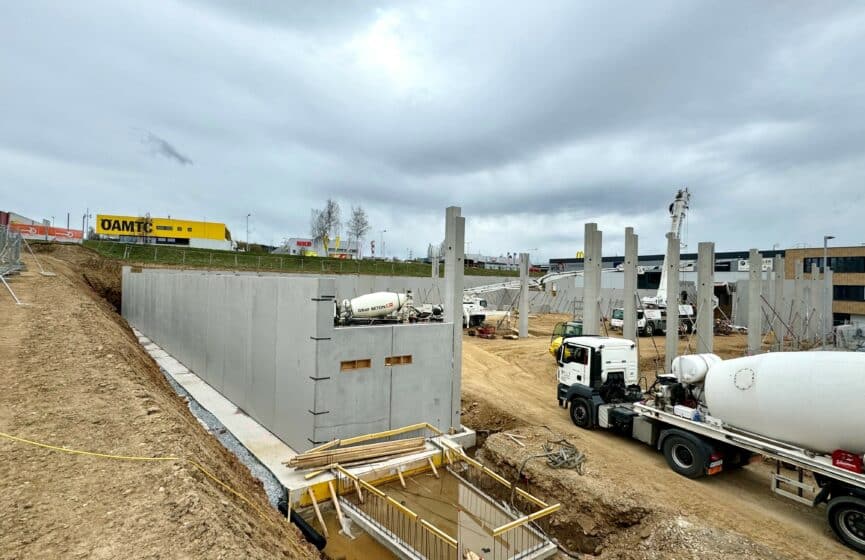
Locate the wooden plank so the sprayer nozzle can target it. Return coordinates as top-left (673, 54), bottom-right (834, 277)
top-left (307, 439), bottom-right (340, 453)
top-left (396, 467), bottom-right (406, 488)
top-left (353, 479), bottom-right (364, 503)
top-left (288, 438), bottom-right (426, 468)
top-left (339, 423), bottom-right (429, 446)
top-left (307, 488), bottom-right (329, 538)
top-left (428, 457), bottom-right (439, 478)
top-left (492, 503), bottom-right (561, 536)
top-left (328, 481), bottom-right (347, 534)
top-left (420, 519), bottom-right (458, 548)
top-left (294, 437), bottom-right (424, 460)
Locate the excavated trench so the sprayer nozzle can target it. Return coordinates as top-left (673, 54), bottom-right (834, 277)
top-left (461, 397), bottom-right (655, 557)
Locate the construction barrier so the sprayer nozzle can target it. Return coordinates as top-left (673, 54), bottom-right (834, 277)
top-left (0, 225), bottom-right (23, 275)
top-left (9, 223), bottom-right (83, 243)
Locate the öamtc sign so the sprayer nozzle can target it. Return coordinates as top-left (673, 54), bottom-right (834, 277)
top-left (96, 215), bottom-right (153, 235)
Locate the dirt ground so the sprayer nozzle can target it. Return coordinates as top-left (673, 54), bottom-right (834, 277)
top-left (3, 245), bottom-right (855, 559)
top-left (0, 252), bottom-right (318, 559)
top-left (462, 315), bottom-right (858, 560)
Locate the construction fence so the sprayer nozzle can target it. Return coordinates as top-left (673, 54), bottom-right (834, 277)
top-left (0, 225), bottom-right (23, 276)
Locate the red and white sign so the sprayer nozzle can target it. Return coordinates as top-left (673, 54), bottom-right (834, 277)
top-left (10, 223), bottom-right (84, 242)
top-left (296, 240), bottom-right (312, 247)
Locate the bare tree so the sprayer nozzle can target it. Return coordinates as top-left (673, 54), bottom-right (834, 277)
top-left (310, 198), bottom-right (342, 247)
top-left (345, 205), bottom-right (371, 258)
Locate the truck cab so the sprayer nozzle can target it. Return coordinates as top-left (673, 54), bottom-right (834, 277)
top-left (463, 296), bottom-right (488, 328)
top-left (610, 308), bottom-right (666, 336)
top-left (556, 337), bottom-right (641, 429)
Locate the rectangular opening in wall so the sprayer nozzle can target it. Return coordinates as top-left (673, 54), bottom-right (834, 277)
top-left (340, 358), bottom-right (372, 371)
top-left (385, 355), bottom-right (413, 366)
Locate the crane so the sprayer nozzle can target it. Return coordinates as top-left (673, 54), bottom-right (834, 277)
top-left (642, 188), bottom-right (690, 309)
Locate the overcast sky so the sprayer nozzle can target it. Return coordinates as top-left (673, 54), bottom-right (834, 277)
top-left (3, 1), bottom-right (864, 261)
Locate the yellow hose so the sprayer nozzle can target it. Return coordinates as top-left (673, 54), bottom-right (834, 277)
top-left (0, 431), bottom-right (272, 523)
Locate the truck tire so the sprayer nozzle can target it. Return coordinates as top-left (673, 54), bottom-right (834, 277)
top-left (644, 323), bottom-right (654, 337)
top-left (569, 397), bottom-right (593, 430)
top-left (827, 495), bottom-right (865, 553)
top-left (662, 434), bottom-right (707, 479)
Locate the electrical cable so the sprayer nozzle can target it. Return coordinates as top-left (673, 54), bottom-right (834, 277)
top-left (0, 431), bottom-right (273, 523)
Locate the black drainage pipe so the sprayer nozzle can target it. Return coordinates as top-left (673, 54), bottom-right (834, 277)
top-left (279, 495), bottom-right (327, 551)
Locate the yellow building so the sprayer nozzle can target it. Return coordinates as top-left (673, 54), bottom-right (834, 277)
top-left (95, 214), bottom-right (233, 250)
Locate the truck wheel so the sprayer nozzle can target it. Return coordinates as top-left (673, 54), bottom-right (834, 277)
top-left (644, 323), bottom-right (654, 337)
top-left (827, 495), bottom-right (865, 553)
top-left (569, 397), bottom-right (593, 430)
top-left (662, 435), bottom-right (707, 479)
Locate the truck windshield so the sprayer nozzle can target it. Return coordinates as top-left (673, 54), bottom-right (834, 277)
top-left (612, 309), bottom-right (623, 320)
top-left (564, 324), bottom-right (582, 337)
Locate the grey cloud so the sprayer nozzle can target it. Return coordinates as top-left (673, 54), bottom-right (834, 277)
top-left (2, 1), bottom-right (865, 262)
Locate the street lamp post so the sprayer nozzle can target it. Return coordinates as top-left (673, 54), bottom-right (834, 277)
top-left (380, 229), bottom-right (387, 259)
top-left (823, 235), bottom-right (835, 348)
top-left (246, 213), bottom-right (251, 252)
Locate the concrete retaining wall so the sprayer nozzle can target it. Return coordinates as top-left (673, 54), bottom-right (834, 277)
top-left (122, 268), bottom-right (458, 452)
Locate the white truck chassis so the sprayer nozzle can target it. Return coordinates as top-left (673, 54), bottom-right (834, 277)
top-left (624, 401), bottom-right (865, 552)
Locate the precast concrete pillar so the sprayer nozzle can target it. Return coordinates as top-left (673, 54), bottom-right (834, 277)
top-left (432, 256), bottom-right (439, 278)
top-left (773, 255), bottom-right (784, 350)
top-left (583, 223), bottom-right (601, 335)
top-left (519, 253), bottom-right (529, 338)
top-left (793, 259), bottom-right (804, 347)
top-left (825, 268), bottom-right (834, 345)
top-left (664, 232), bottom-right (680, 373)
top-left (623, 227), bottom-right (638, 342)
top-left (696, 242), bottom-right (714, 354)
top-left (809, 268), bottom-right (820, 341)
top-left (747, 249), bottom-right (762, 354)
top-left (443, 206), bottom-right (464, 431)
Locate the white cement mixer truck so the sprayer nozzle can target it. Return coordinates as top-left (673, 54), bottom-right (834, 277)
top-left (337, 291), bottom-right (501, 327)
top-left (556, 343), bottom-right (865, 553)
top-left (337, 291), bottom-right (443, 324)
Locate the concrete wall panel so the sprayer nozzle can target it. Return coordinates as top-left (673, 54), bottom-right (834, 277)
top-left (313, 326), bottom-right (393, 443)
top-left (389, 323), bottom-right (452, 431)
top-left (249, 277), bottom-right (279, 429)
top-left (273, 279), bottom-right (318, 449)
top-left (204, 274), bottom-right (228, 391)
top-left (221, 276), bottom-right (252, 409)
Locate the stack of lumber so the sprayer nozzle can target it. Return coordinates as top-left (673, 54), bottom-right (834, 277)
top-left (285, 437), bottom-right (425, 469)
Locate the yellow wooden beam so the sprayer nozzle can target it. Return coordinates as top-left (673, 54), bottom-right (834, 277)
top-left (492, 503), bottom-right (562, 536)
top-left (420, 519), bottom-right (458, 548)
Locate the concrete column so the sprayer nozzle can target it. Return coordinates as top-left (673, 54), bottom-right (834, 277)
top-left (773, 255), bottom-right (784, 350)
top-left (582, 223), bottom-right (600, 335)
top-left (623, 227), bottom-right (638, 342)
top-left (793, 259), bottom-right (804, 347)
top-left (664, 232), bottom-right (679, 373)
top-left (809, 268), bottom-right (820, 341)
top-left (696, 242), bottom-right (714, 354)
top-left (443, 207), bottom-right (464, 431)
top-left (518, 253), bottom-right (529, 338)
top-left (432, 256), bottom-right (439, 278)
top-left (747, 249), bottom-right (762, 355)
top-left (825, 268), bottom-right (834, 344)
